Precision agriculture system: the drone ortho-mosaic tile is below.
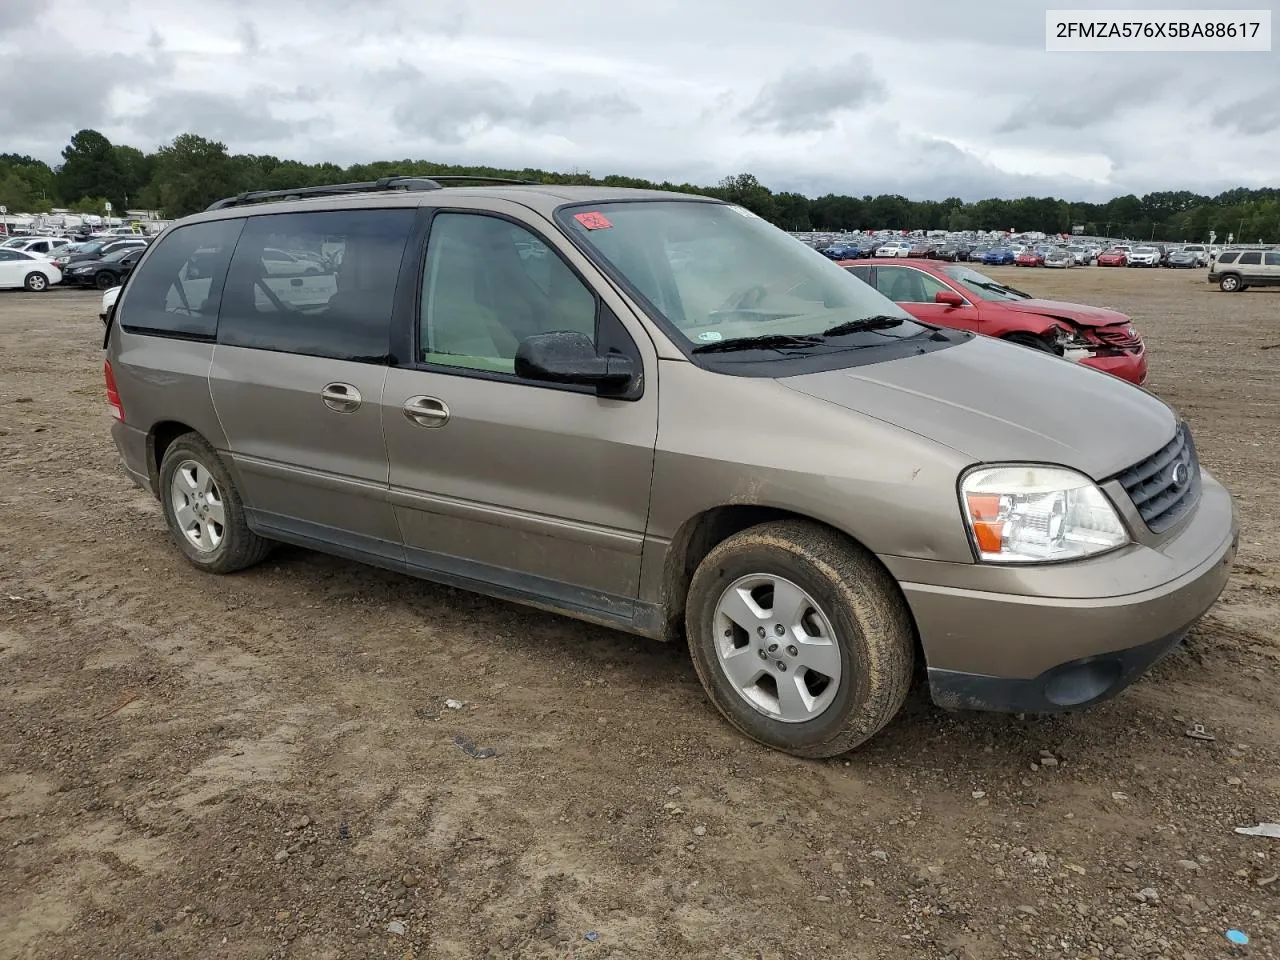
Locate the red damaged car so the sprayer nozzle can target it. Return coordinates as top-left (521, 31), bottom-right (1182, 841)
top-left (1096, 248), bottom-right (1128, 267)
top-left (840, 259), bottom-right (1147, 385)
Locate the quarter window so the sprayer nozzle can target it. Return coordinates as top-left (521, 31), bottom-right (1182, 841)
top-left (874, 266), bottom-right (955, 303)
top-left (118, 218), bottom-right (244, 339)
top-left (419, 213), bottom-right (597, 374)
top-left (218, 209), bottom-right (415, 362)
top-left (1265, 252), bottom-right (1280, 267)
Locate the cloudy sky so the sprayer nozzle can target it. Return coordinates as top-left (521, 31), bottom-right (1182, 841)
top-left (2, 0), bottom-right (1277, 201)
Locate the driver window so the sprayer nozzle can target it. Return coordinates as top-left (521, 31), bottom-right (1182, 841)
top-left (420, 213), bottom-right (597, 375)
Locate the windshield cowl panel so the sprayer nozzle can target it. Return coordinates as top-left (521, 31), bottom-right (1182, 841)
top-left (555, 199), bottom-right (939, 366)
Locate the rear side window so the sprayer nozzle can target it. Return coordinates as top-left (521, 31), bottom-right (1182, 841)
top-left (119, 219), bottom-right (244, 339)
top-left (1266, 252), bottom-right (1280, 267)
top-left (218, 209), bottom-right (414, 363)
top-left (1217, 252), bottom-right (1239, 264)
top-left (1236, 251), bottom-right (1261, 266)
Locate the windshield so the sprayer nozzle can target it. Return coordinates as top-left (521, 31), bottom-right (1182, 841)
top-left (1134, 247), bottom-right (1157, 254)
top-left (102, 247), bottom-right (135, 262)
top-left (559, 201), bottom-right (928, 350)
top-left (942, 264), bottom-right (1030, 301)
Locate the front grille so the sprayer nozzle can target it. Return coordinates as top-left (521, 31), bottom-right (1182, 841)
top-left (1093, 325), bottom-right (1142, 350)
top-left (1114, 424), bottom-right (1200, 533)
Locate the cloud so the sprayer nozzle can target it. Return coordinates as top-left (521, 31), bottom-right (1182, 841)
top-left (740, 55), bottom-right (885, 133)
top-left (384, 65), bottom-right (639, 144)
top-left (1210, 86), bottom-right (1280, 137)
top-left (998, 95), bottom-right (1125, 134)
top-left (2, 0), bottom-right (1278, 201)
top-left (0, 49), bottom-right (167, 135)
top-left (236, 19), bottom-right (261, 54)
top-left (123, 90), bottom-right (322, 143)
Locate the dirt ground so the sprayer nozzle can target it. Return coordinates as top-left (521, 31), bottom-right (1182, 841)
top-left (1, 267), bottom-right (1277, 960)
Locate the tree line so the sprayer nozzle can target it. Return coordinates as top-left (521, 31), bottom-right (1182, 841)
top-left (2, 128), bottom-right (1277, 243)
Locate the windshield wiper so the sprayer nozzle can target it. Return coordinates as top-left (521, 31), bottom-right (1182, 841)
top-left (691, 333), bottom-right (826, 354)
top-left (970, 279), bottom-right (1030, 299)
top-left (821, 315), bottom-right (905, 337)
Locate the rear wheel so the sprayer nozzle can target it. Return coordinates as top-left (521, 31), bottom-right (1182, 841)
top-left (159, 433), bottom-right (271, 574)
top-left (23, 272), bottom-right (48, 292)
top-left (1219, 274), bottom-right (1241, 292)
top-left (685, 520), bottom-right (914, 758)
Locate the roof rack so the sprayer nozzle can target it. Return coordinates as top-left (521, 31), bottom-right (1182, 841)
top-left (205, 175), bottom-right (540, 211)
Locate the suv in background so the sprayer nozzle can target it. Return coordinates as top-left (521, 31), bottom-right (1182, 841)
top-left (103, 178), bottom-right (1237, 758)
top-left (1208, 249), bottom-right (1280, 292)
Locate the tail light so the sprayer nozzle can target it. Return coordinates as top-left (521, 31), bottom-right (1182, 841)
top-left (104, 360), bottom-right (124, 421)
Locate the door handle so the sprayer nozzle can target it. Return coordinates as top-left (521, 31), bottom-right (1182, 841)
top-left (403, 395), bottom-right (450, 428)
top-left (321, 382), bottom-right (362, 413)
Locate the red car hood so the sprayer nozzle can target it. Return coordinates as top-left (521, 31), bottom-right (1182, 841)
top-left (997, 298), bottom-right (1130, 328)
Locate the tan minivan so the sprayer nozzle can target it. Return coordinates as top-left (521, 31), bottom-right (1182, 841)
top-left (103, 179), bottom-right (1239, 757)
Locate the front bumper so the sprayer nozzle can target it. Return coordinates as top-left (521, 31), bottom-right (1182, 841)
top-left (888, 473), bottom-right (1237, 713)
top-left (1080, 347), bottom-right (1147, 385)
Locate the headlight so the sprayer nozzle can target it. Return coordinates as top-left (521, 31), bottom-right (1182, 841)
top-left (961, 465), bottom-right (1130, 563)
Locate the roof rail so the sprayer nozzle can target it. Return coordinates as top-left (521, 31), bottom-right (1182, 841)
top-left (424, 176), bottom-right (540, 186)
top-left (205, 175), bottom-right (540, 211)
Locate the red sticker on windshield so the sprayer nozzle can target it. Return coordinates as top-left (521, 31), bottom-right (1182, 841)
top-left (574, 211), bottom-right (613, 230)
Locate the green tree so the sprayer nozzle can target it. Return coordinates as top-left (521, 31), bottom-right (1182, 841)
top-left (150, 134), bottom-right (247, 217)
top-left (716, 173), bottom-right (778, 222)
top-left (69, 196), bottom-right (110, 215)
top-left (57, 129), bottom-right (125, 209)
top-left (112, 145), bottom-right (155, 209)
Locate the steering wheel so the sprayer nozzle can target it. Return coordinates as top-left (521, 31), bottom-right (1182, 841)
top-left (712, 283), bottom-right (772, 317)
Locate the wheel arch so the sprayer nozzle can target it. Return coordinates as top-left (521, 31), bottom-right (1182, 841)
top-left (655, 504), bottom-right (923, 667)
top-left (146, 420), bottom-right (202, 497)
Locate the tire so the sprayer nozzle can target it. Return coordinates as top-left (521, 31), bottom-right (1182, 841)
top-left (684, 520), bottom-right (914, 758)
top-left (159, 432), bottom-right (271, 574)
top-left (1003, 332), bottom-right (1055, 352)
top-left (1219, 274), bottom-right (1241, 292)
top-left (23, 272), bottom-right (49, 292)
top-left (94, 271), bottom-right (116, 290)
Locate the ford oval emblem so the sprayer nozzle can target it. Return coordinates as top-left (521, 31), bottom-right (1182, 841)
top-left (1171, 461), bottom-right (1190, 489)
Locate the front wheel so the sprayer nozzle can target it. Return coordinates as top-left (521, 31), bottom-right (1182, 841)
top-left (1219, 275), bottom-right (1242, 292)
top-left (94, 271), bottom-right (117, 290)
top-left (23, 272), bottom-right (49, 292)
top-left (685, 520), bottom-right (914, 758)
top-left (159, 433), bottom-right (272, 573)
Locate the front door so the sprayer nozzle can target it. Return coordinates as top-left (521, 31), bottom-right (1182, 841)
top-left (208, 207), bottom-right (417, 560)
top-left (381, 205), bottom-right (659, 622)
top-left (873, 264), bottom-right (983, 332)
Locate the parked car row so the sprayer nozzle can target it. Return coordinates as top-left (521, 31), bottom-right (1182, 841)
top-left (0, 235), bottom-right (154, 291)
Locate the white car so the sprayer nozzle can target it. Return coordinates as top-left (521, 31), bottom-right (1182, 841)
top-left (0, 249), bottom-right (63, 291)
top-left (874, 241), bottom-right (911, 257)
top-left (100, 284), bottom-right (121, 322)
top-left (0, 236), bottom-right (73, 257)
top-left (1127, 246), bottom-right (1160, 267)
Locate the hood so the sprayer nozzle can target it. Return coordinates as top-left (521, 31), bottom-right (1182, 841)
top-left (780, 335), bottom-right (1174, 480)
top-left (995, 298), bottom-right (1129, 328)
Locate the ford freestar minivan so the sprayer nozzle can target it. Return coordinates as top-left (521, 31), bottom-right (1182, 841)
top-left (103, 179), bottom-right (1239, 757)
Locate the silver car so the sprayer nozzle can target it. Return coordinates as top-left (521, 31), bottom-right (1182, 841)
top-left (103, 180), bottom-right (1239, 757)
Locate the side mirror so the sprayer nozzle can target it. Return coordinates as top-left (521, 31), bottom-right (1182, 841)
top-left (514, 331), bottom-right (634, 392)
top-left (935, 290), bottom-right (965, 307)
